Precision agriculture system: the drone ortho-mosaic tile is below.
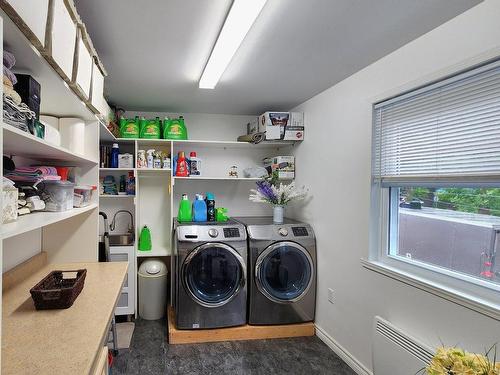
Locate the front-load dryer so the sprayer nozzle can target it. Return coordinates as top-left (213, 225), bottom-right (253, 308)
top-left (235, 217), bottom-right (316, 325)
top-left (172, 219), bottom-right (247, 329)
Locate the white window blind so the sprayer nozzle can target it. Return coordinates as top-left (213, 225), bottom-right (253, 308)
top-left (372, 60), bottom-right (500, 184)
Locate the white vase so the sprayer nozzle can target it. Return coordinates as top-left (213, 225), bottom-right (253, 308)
top-left (273, 205), bottom-right (284, 224)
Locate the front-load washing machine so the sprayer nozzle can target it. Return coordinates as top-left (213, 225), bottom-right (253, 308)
top-left (172, 219), bottom-right (247, 329)
top-left (235, 217), bottom-right (316, 325)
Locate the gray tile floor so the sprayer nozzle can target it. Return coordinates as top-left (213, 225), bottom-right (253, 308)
top-left (112, 319), bottom-right (356, 375)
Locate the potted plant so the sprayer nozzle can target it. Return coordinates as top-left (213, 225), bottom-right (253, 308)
top-left (249, 178), bottom-right (308, 223)
top-left (421, 345), bottom-right (499, 375)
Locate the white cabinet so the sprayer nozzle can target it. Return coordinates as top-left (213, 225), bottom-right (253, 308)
top-left (109, 246), bottom-right (135, 315)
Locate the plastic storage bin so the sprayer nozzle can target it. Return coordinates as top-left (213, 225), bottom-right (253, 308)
top-left (73, 185), bottom-right (94, 207)
top-left (138, 259), bottom-right (168, 320)
top-left (42, 180), bottom-right (75, 212)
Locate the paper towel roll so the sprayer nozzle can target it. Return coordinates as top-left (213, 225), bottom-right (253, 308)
top-left (40, 115), bottom-right (59, 130)
top-left (59, 117), bottom-right (85, 155)
top-left (39, 115), bottom-right (61, 146)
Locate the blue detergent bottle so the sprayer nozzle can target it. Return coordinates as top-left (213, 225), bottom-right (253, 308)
top-left (193, 194), bottom-right (207, 222)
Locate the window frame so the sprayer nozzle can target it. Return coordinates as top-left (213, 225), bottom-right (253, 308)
top-left (367, 58), bottom-right (500, 319)
top-left (367, 181), bottom-right (500, 320)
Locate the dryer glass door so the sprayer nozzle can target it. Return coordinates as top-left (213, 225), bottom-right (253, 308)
top-left (183, 243), bottom-right (245, 307)
top-left (256, 241), bottom-right (313, 303)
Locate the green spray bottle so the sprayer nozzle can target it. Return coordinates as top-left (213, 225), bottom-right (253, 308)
top-left (138, 225), bottom-right (152, 251)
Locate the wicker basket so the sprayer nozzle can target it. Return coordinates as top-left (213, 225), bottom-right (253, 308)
top-left (30, 269), bottom-right (87, 310)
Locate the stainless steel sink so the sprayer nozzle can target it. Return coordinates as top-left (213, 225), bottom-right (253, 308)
top-left (100, 233), bottom-right (135, 246)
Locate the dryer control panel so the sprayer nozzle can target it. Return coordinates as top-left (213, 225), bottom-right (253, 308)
top-left (223, 227), bottom-right (241, 238)
top-left (292, 226), bottom-right (309, 237)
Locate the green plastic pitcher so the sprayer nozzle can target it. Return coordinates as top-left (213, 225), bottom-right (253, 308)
top-left (138, 225), bottom-right (152, 251)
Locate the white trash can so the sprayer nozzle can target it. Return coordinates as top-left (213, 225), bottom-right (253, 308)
top-left (138, 259), bottom-right (168, 320)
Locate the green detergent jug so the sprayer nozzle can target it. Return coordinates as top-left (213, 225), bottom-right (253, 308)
top-left (138, 225), bottom-right (152, 251)
top-left (139, 117), bottom-right (161, 139)
top-left (120, 117), bottom-right (140, 138)
top-left (178, 194), bottom-right (192, 222)
top-left (163, 116), bottom-right (188, 140)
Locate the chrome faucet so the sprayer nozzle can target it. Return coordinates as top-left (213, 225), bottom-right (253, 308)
top-left (110, 210), bottom-right (134, 233)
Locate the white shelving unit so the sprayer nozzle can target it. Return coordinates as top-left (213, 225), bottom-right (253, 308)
top-left (1, 204), bottom-right (98, 240)
top-left (1, 6), bottom-right (102, 275)
top-left (3, 124), bottom-right (98, 164)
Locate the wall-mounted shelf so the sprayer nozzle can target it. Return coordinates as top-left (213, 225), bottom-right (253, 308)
top-left (99, 122), bottom-right (117, 143)
top-left (99, 168), bottom-right (135, 172)
top-left (3, 124), bottom-right (98, 164)
top-left (172, 139), bottom-right (295, 149)
top-left (136, 168), bottom-right (171, 173)
top-left (174, 176), bottom-right (261, 181)
top-left (104, 135), bottom-right (296, 149)
top-left (1, 203), bottom-right (98, 240)
top-left (99, 195), bottom-right (135, 199)
top-left (136, 246), bottom-right (170, 258)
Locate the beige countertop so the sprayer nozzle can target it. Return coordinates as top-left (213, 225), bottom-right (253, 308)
top-left (2, 258), bottom-right (128, 375)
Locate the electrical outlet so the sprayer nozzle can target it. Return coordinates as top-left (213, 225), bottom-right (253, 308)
top-left (328, 288), bottom-right (334, 304)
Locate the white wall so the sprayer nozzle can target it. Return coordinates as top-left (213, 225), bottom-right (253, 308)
top-left (289, 1), bottom-right (500, 372)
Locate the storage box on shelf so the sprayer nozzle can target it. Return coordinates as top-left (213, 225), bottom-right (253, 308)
top-left (43, 0), bottom-right (78, 82)
top-left (71, 23), bottom-right (93, 101)
top-left (1, 8), bottom-right (95, 120)
top-left (88, 56), bottom-right (108, 115)
top-left (1, 0), bottom-right (111, 119)
top-left (0, 0), bottom-right (50, 50)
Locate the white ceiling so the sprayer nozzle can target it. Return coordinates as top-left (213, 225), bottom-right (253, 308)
top-left (75, 0), bottom-right (480, 115)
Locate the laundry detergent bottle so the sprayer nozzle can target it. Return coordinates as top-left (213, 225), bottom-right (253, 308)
top-left (206, 192), bottom-right (216, 222)
top-left (193, 194), bottom-right (207, 222)
top-left (175, 151), bottom-right (189, 177)
top-left (178, 194), bottom-right (192, 222)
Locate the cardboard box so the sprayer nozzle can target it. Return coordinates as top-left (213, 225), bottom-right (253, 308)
top-left (258, 112), bottom-right (289, 140)
top-left (284, 112), bottom-right (304, 141)
top-left (263, 156), bottom-right (295, 180)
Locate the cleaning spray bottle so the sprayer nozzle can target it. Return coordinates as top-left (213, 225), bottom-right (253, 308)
top-left (176, 151), bottom-right (189, 177)
top-left (146, 149), bottom-right (155, 169)
top-left (138, 225), bottom-right (152, 251)
top-left (178, 194), bottom-right (192, 222)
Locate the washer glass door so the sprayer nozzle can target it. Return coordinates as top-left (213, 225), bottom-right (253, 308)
top-left (183, 243), bottom-right (245, 307)
top-left (256, 241), bottom-right (313, 303)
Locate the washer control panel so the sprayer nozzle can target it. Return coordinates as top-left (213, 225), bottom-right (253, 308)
top-left (223, 227), bottom-right (241, 238)
top-left (292, 226), bottom-right (309, 237)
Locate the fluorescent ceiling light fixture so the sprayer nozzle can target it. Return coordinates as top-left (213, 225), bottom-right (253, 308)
top-left (199, 0), bottom-right (267, 89)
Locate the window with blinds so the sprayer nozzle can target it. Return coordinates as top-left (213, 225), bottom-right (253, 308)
top-left (372, 60), bottom-right (500, 184)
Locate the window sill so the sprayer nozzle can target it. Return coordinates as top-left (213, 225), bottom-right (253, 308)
top-left (360, 258), bottom-right (500, 321)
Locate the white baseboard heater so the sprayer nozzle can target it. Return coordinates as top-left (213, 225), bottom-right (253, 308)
top-left (372, 316), bottom-right (434, 375)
